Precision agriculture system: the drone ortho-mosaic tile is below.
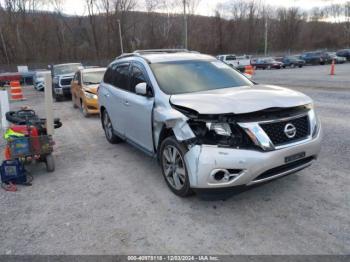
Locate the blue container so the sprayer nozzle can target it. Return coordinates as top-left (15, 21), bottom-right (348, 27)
top-left (0, 160), bottom-right (27, 184)
top-left (9, 138), bottom-right (31, 157)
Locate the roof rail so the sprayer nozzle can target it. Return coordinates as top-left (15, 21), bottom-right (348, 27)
top-left (133, 49), bottom-right (190, 54)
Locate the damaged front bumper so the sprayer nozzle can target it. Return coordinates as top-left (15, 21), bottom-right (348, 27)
top-left (184, 130), bottom-right (322, 189)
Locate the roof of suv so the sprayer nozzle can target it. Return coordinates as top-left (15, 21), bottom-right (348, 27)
top-left (117, 50), bottom-right (215, 64)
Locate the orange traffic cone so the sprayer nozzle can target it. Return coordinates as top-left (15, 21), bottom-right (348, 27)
top-left (10, 81), bottom-right (25, 101)
top-left (330, 59), bottom-right (335, 76)
top-left (244, 65), bottom-right (254, 78)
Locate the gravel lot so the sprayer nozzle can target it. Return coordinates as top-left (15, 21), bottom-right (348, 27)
top-left (0, 65), bottom-right (349, 255)
top-left (253, 63), bottom-right (350, 89)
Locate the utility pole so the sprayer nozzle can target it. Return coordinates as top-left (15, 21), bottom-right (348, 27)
top-left (183, 0), bottom-right (188, 49)
top-left (264, 16), bottom-right (268, 56)
top-left (0, 26), bottom-right (9, 65)
top-left (117, 19), bottom-right (124, 54)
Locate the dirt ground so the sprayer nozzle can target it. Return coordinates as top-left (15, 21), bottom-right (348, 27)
top-left (0, 69), bottom-right (349, 254)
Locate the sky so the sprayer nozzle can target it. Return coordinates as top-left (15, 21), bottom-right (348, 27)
top-left (61, 0), bottom-right (346, 16)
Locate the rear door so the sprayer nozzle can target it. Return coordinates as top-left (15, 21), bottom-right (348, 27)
top-left (123, 63), bottom-right (155, 153)
top-left (102, 63), bottom-right (130, 137)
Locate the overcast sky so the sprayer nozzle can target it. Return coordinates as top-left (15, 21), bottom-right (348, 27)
top-left (61, 0), bottom-right (345, 16)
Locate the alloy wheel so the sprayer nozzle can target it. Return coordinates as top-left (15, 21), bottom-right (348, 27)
top-left (162, 145), bottom-right (186, 190)
top-left (103, 111), bottom-right (113, 140)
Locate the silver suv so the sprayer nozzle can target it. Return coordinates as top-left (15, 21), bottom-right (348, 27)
top-left (98, 50), bottom-right (322, 197)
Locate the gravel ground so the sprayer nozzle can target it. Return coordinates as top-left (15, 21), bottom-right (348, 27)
top-left (252, 63), bottom-right (350, 89)
top-left (0, 72), bottom-right (349, 255)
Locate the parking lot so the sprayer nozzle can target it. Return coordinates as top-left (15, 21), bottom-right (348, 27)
top-left (0, 64), bottom-right (349, 255)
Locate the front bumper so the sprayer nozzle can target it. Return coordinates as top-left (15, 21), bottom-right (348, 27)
top-left (184, 130), bottom-right (322, 189)
top-left (84, 97), bottom-right (99, 114)
top-left (54, 85), bottom-right (71, 96)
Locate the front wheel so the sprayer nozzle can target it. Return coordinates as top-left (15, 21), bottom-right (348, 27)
top-left (102, 110), bottom-right (122, 144)
top-left (81, 100), bottom-right (89, 118)
top-left (160, 137), bottom-right (193, 197)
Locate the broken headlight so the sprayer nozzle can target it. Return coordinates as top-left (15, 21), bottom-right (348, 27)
top-left (189, 120), bottom-right (254, 148)
top-left (206, 123), bottom-right (231, 136)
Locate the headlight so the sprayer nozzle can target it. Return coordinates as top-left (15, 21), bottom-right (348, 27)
top-left (309, 109), bottom-right (320, 137)
top-left (84, 91), bottom-right (98, 99)
top-left (53, 77), bottom-right (59, 84)
top-left (206, 123), bottom-right (232, 136)
top-left (188, 120), bottom-right (255, 148)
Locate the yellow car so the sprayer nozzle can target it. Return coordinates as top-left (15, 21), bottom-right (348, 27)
top-left (71, 67), bottom-right (106, 117)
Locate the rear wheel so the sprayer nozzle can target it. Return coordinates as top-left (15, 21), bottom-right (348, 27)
top-left (45, 154), bottom-right (55, 172)
top-left (160, 137), bottom-right (193, 197)
top-left (102, 110), bottom-right (122, 144)
top-left (72, 95), bottom-right (78, 108)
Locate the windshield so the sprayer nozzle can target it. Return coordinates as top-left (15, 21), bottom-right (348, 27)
top-left (287, 56), bottom-right (298, 61)
top-left (150, 60), bottom-right (253, 95)
top-left (264, 58), bottom-right (276, 63)
top-left (53, 64), bottom-right (81, 75)
top-left (83, 71), bottom-right (106, 85)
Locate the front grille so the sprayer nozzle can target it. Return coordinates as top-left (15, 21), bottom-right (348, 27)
top-left (253, 156), bottom-right (314, 182)
top-left (260, 115), bottom-right (310, 146)
top-left (60, 78), bottom-right (73, 86)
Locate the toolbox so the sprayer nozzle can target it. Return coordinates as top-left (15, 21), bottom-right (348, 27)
top-left (0, 159), bottom-right (27, 184)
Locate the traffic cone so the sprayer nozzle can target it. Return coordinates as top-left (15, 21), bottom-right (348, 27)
top-left (9, 81), bottom-right (25, 101)
top-left (244, 65), bottom-right (254, 78)
top-left (330, 59), bottom-right (335, 76)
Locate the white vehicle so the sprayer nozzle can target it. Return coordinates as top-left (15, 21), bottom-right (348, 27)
top-left (33, 70), bottom-right (50, 91)
top-left (216, 54), bottom-right (252, 71)
top-left (99, 50), bottom-right (322, 197)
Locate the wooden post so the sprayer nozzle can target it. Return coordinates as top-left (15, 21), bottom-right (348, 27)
top-left (44, 73), bottom-right (54, 135)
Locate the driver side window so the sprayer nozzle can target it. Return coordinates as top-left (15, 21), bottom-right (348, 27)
top-left (130, 66), bottom-right (147, 93)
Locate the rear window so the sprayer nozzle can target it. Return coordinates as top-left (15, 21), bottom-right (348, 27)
top-left (150, 60), bottom-right (252, 95)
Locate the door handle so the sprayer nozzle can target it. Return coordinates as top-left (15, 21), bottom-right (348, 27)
top-left (124, 100), bottom-right (130, 106)
top-left (104, 93), bottom-right (110, 98)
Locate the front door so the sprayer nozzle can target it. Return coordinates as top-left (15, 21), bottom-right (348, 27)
top-left (123, 64), bottom-right (154, 153)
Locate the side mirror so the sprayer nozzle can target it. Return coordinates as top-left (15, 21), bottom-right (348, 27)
top-left (135, 82), bottom-right (152, 97)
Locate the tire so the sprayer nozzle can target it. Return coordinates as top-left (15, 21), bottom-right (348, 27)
top-left (159, 137), bottom-right (193, 197)
top-left (102, 110), bottom-right (122, 144)
top-left (81, 100), bottom-right (89, 118)
top-left (54, 91), bottom-right (62, 102)
top-left (72, 95), bottom-right (78, 108)
top-left (45, 154), bottom-right (55, 172)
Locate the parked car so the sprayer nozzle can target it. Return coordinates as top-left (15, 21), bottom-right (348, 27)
top-left (71, 67), bottom-right (106, 117)
top-left (98, 50), bottom-right (322, 197)
top-left (51, 63), bottom-right (83, 101)
top-left (301, 51), bottom-right (330, 65)
top-left (216, 54), bottom-right (251, 72)
top-left (251, 57), bottom-right (283, 69)
top-left (33, 70), bottom-right (50, 91)
top-left (326, 52), bottom-right (347, 64)
top-left (278, 56), bottom-right (305, 68)
top-left (336, 49), bottom-right (350, 61)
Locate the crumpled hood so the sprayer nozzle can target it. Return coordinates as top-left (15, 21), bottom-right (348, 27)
top-left (83, 84), bottom-right (98, 94)
top-left (170, 85), bottom-right (312, 115)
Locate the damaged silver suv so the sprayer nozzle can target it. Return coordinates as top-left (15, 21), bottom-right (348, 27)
top-left (98, 50), bottom-right (322, 197)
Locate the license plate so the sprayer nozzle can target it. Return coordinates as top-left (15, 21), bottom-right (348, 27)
top-left (285, 152), bottom-right (306, 163)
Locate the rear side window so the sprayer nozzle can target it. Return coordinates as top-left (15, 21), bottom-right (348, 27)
top-left (130, 66), bottom-right (147, 93)
top-left (114, 64), bottom-right (130, 90)
top-left (103, 67), bottom-right (113, 84)
top-left (226, 56), bottom-right (236, 61)
top-left (104, 63), bottom-right (130, 91)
